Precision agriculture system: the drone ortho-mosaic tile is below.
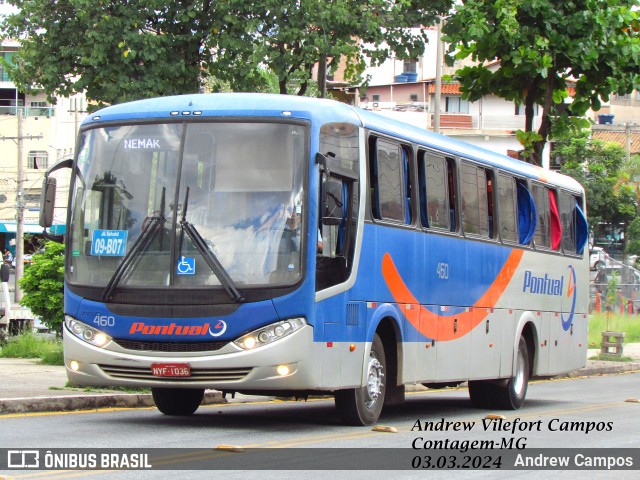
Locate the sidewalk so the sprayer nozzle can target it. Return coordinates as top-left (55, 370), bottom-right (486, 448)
top-left (1, 346), bottom-right (639, 415)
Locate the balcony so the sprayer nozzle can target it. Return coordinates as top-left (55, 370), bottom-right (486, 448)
top-left (0, 106), bottom-right (54, 117)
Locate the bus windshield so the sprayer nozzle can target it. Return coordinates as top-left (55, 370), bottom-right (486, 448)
top-left (68, 121), bottom-right (307, 291)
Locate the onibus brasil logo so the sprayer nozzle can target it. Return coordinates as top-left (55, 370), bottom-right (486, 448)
top-left (522, 265), bottom-right (577, 331)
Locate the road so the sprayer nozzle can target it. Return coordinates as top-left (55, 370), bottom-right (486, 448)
top-left (1, 372), bottom-right (638, 479)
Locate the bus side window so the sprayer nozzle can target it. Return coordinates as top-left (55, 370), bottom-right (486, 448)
top-left (317, 122), bottom-right (359, 291)
top-left (447, 159), bottom-right (457, 231)
top-left (559, 191), bottom-right (588, 255)
top-left (497, 173), bottom-right (518, 243)
top-left (531, 183), bottom-right (551, 249)
top-left (516, 180), bottom-right (536, 245)
top-left (460, 161), bottom-right (491, 238)
top-left (548, 188), bottom-right (562, 251)
top-left (486, 171), bottom-right (495, 238)
top-left (369, 137), bottom-right (410, 224)
top-left (419, 152), bottom-right (451, 230)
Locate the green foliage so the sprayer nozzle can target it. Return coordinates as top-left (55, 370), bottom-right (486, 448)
top-left (605, 271), bottom-right (620, 311)
top-left (558, 132), bottom-right (634, 238)
top-left (588, 312), bottom-right (640, 345)
top-left (626, 217), bottom-right (640, 256)
top-left (1, 1), bottom-right (215, 108)
top-left (444, 0), bottom-right (640, 165)
top-left (588, 353), bottom-right (634, 362)
top-left (1, 0), bottom-right (452, 103)
top-left (210, 0), bottom-right (452, 95)
top-left (18, 242), bottom-right (64, 335)
top-left (0, 332), bottom-right (63, 365)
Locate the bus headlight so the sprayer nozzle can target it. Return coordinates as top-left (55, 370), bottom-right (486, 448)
top-left (65, 316), bottom-right (112, 348)
top-left (234, 318), bottom-right (306, 351)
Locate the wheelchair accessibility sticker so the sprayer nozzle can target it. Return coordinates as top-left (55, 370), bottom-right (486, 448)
top-left (177, 256), bottom-right (196, 275)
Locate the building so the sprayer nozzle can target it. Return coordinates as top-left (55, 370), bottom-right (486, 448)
top-left (1, 39), bottom-right (84, 255)
top-left (341, 27), bottom-right (562, 165)
top-left (329, 27), bottom-right (640, 169)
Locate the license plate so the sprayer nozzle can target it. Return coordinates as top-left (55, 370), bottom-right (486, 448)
top-left (151, 363), bottom-right (191, 377)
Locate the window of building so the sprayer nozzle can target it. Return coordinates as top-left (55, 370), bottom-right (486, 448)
top-left (0, 51), bottom-right (15, 82)
top-left (28, 150), bottom-right (48, 170)
top-left (515, 103), bottom-right (540, 116)
top-left (445, 96), bottom-right (469, 113)
top-left (403, 59), bottom-right (417, 73)
top-left (372, 94), bottom-right (380, 102)
top-left (410, 94), bottom-right (419, 102)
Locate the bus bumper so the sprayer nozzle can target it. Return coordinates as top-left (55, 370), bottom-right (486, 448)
top-left (63, 323), bottom-right (323, 391)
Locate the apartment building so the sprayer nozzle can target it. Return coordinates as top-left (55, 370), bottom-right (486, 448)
top-left (329, 27), bottom-right (640, 168)
top-left (1, 40), bottom-right (84, 253)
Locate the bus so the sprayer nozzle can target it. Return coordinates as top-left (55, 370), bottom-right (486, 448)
top-left (40, 93), bottom-right (589, 426)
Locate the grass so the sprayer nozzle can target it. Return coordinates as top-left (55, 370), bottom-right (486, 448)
top-left (0, 332), bottom-right (64, 365)
top-left (588, 353), bottom-right (634, 362)
top-left (588, 312), bottom-right (640, 347)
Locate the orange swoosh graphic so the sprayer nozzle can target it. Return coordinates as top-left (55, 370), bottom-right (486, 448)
top-left (382, 249), bottom-right (524, 341)
top-left (567, 270), bottom-right (575, 298)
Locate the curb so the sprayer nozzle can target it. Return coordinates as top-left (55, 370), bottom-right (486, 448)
top-left (0, 390), bottom-right (226, 415)
top-left (557, 361), bottom-right (640, 378)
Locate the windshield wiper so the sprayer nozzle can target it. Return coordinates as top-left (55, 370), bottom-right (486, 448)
top-left (101, 188), bottom-right (166, 301)
top-left (179, 187), bottom-right (244, 303)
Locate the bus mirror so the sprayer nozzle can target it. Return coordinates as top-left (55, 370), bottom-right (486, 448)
top-left (322, 178), bottom-right (343, 226)
top-left (39, 176), bottom-right (57, 228)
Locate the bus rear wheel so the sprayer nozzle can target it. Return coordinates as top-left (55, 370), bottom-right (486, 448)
top-left (152, 387), bottom-right (205, 416)
top-left (468, 336), bottom-right (530, 410)
top-left (335, 334), bottom-right (386, 426)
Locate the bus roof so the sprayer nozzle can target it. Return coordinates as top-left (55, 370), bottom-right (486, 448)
top-left (84, 93), bottom-right (583, 192)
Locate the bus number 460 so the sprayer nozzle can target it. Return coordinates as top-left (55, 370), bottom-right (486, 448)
top-left (93, 315), bottom-right (116, 327)
top-left (436, 263), bottom-right (449, 280)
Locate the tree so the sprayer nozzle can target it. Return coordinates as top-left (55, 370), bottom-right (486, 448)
top-left (18, 241), bottom-right (64, 335)
top-left (210, 0), bottom-right (453, 96)
top-left (443, 0), bottom-right (640, 165)
top-left (626, 217), bottom-right (640, 258)
top-left (1, 0), bottom-right (216, 109)
top-left (614, 154), bottom-right (640, 204)
top-left (1, 0), bottom-right (453, 105)
top-left (557, 131), bottom-right (636, 242)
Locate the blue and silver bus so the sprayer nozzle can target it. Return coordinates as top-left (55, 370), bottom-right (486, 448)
top-left (40, 93), bottom-right (589, 425)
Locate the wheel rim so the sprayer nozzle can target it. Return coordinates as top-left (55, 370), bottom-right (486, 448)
top-left (513, 348), bottom-right (525, 397)
top-left (364, 354), bottom-right (384, 408)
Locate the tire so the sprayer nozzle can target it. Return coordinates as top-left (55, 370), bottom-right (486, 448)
top-left (335, 334), bottom-right (386, 426)
top-left (152, 388), bottom-right (205, 416)
top-left (468, 336), bottom-right (530, 410)
top-left (593, 261), bottom-right (604, 271)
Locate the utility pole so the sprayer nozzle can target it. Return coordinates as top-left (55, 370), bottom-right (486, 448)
top-left (625, 122), bottom-right (632, 162)
top-left (0, 108), bottom-right (43, 302)
top-left (434, 18), bottom-right (444, 134)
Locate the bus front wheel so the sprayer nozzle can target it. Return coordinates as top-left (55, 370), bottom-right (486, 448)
top-left (334, 334), bottom-right (386, 426)
top-left (152, 387), bottom-right (205, 416)
top-left (468, 336), bottom-right (530, 410)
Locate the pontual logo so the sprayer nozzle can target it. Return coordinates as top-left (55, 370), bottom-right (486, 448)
top-left (130, 322), bottom-right (222, 337)
top-left (561, 265), bottom-right (577, 331)
top-left (522, 271), bottom-right (564, 296)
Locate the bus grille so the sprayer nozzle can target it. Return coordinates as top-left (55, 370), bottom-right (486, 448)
top-left (112, 338), bottom-right (228, 353)
top-left (98, 365), bottom-right (252, 382)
